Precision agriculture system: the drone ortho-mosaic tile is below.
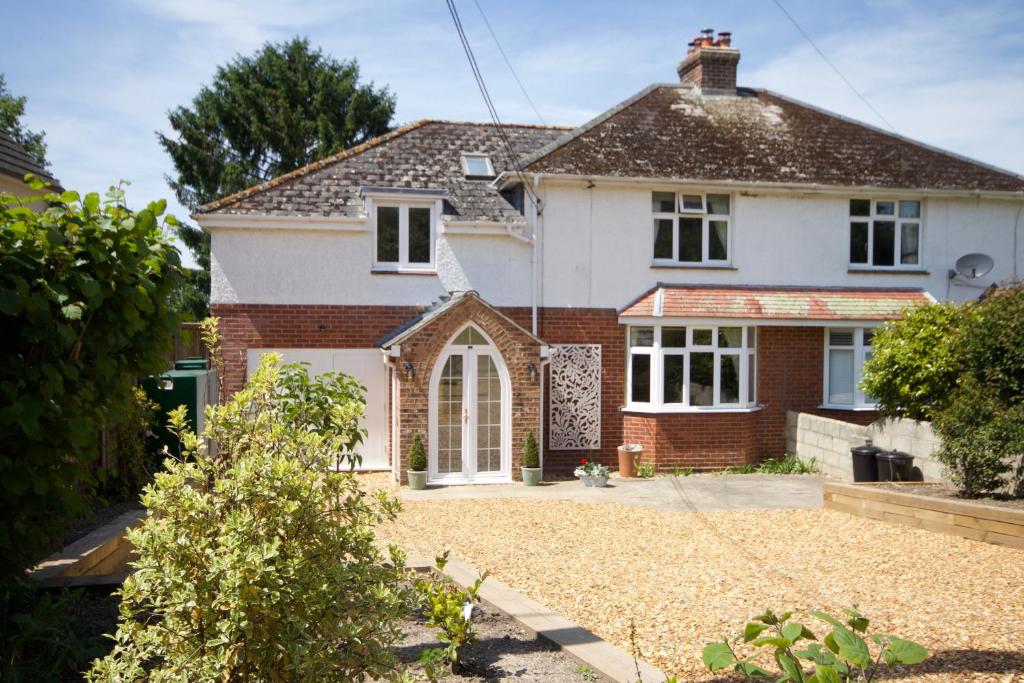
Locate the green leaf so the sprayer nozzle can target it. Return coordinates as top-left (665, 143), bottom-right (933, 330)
top-left (810, 610), bottom-right (844, 628)
top-left (744, 622), bottom-right (769, 642)
top-left (702, 642), bottom-right (735, 671)
top-left (885, 638), bottom-right (928, 665)
top-left (814, 664), bottom-right (842, 683)
top-left (832, 627), bottom-right (871, 668)
top-left (736, 660), bottom-right (773, 677)
top-left (776, 652), bottom-right (802, 681)
top-left (782, 622), bottom-right (808, 643)
top-left (823, 633), bottom-right (839, 655)
top-left (753, 636), bottom-right (793, 648)
top-left (61, 303), bottom-right (83, 320)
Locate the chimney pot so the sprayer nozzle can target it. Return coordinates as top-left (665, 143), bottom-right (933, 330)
top-left (677, 29), bottom-right (740, 94)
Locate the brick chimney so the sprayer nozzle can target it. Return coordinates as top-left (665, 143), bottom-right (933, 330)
top-left (677, 29), bottom-right (740, 94)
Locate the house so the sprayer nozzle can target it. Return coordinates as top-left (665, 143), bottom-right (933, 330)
top-left (0, 129), bottom-right (58, 198)
top-left (194, 31), bottom-right (1024, 484)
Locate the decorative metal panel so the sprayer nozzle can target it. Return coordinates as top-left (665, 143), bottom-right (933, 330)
top-left (549, 344), bottom-right (601, 450)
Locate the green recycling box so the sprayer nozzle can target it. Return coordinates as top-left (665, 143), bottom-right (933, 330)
top-left (142, 358), bottom-right (218, 456)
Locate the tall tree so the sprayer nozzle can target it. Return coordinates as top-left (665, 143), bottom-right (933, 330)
top-left (159, 37), bottom-right (396, 316)
top-left (0, 73), bottom-right (49, 170)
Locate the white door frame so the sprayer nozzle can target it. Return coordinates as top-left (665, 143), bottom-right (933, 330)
top-left (427, 324), bottom-right (512, 484)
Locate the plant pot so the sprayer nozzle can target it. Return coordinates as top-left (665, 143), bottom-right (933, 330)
top-left (578, 475), bottom-right (593, 487)
top-left (407, 470), bottom-right (428, 490)
top-left (617, 445), bottom-right (642, 478)
top-left (521, 466), bottom-right (543, 486)
top-left (591, 475), bottom-right (609, 488)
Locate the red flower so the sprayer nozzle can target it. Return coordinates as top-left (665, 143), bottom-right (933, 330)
top-left (580, 458), bottom-right (588, 464)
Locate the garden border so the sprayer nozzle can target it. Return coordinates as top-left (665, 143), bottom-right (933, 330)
top-left (408, 555), bottom-right (667, 683)
top-left (27, 509), bottom-right (144, 587)
top-left (823, 481), bottom-right (1024, 549)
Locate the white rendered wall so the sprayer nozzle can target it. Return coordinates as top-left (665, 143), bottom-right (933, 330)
top-left (210, 228), bottom-right (532, 306)
top-left (539, 182), bottom-right (1024, 309)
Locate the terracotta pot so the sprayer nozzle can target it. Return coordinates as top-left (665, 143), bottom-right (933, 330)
top-left (618, 446), bottom-right (642, 478)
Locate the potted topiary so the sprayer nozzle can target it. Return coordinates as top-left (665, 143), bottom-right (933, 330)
top-left (521, 430), bottom-right (542, 485)
top-left (407, 433), bottom-right (428, 490)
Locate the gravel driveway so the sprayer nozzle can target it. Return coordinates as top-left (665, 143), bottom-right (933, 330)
top-left (374, 478), bottom-right (1024, 681)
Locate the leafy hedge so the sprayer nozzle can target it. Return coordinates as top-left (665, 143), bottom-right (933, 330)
top-left (0, 181), bottom-right (183, 582)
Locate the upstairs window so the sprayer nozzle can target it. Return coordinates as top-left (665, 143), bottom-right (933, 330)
top-left (652, 191), bottom-right (731, 265)
top-left (374, 203), bottom-right (435, 270)
top-left (824, 327), bottom-right (876, 408)
top-left (462, 153), bottom-right (494, 178)
top-left (849, 199), bottom-right (921, 268)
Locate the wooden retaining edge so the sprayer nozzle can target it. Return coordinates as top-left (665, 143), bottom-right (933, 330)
top-left (27, 510), bottom-right (145, 587)
top-left (823, 482), bottom-right (1024, 550)
top-left (408, 556), bottom-right (667, 683)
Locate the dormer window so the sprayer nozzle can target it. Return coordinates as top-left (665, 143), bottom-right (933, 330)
top-left (462, 153), bottom-right (494, 178)
top-left (373, 203), bottom-right (435, 271)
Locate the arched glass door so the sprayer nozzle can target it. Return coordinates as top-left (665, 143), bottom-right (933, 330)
top-left (429, 326), bottom-right (510, 483)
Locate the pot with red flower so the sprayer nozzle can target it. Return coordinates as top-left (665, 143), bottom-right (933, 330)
top-left (574, 458), bottom-right (609, 488)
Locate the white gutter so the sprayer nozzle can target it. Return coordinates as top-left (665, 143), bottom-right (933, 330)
top-left (194, 213), bottom-right (367, 232)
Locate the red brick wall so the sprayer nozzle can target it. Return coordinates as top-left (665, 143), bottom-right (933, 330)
top-left (622, 410), bottom-right (760, 469)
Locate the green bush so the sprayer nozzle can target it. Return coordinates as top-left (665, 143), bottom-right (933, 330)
top-left (414, 551), bottom-right (487, 676)
top-left (98, 386), bottom-right (160, 498)
top-left (0, 181), bottom-right (184, 585)
top-left (860, 302), bottom-right (967, 421)
top-left (523, 430), bottom-right (540, 468)
top-left (703, 607), bottom-right (927, 682)
top-left (959, 283), bottom-right (1024, 404)
top-left (408, 432), bottom-right (427, 471)
top-left (88, 355), bottom-right (410, 681)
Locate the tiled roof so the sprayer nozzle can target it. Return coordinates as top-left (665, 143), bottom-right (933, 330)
top-left (523, 85), bottom-right (1024, 193)
top-left (619, 284), bottom-right (932, 321)
top-left (0, 129), bottom-right (55, 183)
top-left (196, 120), bottom-right (570, 222)
top-left (377, 290), bottom-right (543, 348)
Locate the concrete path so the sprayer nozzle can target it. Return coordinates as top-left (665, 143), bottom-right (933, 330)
top-left (399, 474), bottom-right (824, 512)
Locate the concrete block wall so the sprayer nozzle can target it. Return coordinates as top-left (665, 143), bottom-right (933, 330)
top-left (786, 411), bottom-right (945, 482)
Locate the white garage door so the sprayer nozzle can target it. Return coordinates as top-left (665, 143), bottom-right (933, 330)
top-left (246, 348), bottom-right (389, 470)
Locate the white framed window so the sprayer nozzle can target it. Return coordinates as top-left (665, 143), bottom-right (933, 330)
top-left (627, 324), bottom-right (757, 411)
top-left (823, 327), bottom-right (876, 409)
top-left (849, 199), bottom-right (922, 268)
top-left (372, 202), bottom-right (436, 270)
top-left (652, 191), bottom-right (731, 266)
top-left (461, 153), bottom-right (494, 178)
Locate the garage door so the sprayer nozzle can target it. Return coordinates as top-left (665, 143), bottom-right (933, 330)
top-left (246, 348), bottom-right (389, 470)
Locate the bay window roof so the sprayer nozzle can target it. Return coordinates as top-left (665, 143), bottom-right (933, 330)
top-left (618, 284), bottom-right (932, 322)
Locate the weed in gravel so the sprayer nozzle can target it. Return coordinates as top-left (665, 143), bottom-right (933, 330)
top-left (574, 664), bottom-right (599, 681)
top-left (756, 454), bottom-right (819, 474)
top-left (636, 462), bottom-right (656, 478)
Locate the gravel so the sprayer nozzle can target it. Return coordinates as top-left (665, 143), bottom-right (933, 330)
top-left (374, 488), bottom-right (1024, 682)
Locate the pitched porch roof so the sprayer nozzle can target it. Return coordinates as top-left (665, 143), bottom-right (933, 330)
top-left (618, 284), bottom-right (933, 322)
top-left (377, 290), bottom-right (543, 348)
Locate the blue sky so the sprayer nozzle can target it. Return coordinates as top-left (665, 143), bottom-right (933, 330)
top-left (3, 0), bottom-right (1022, 267)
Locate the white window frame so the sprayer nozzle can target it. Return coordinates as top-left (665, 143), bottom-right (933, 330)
top-left (822, 327), bottom-right (877, 410)
top-left (626, 324), bottom-right (757, 412)
top-left (461, 152), bottom-right (495, 178)
top-left (651, 191), bottom-right (732, 266)
top-left (370, 198), bottom-right (438, 272)
top-left (848, 198), bottom-right (923, 270)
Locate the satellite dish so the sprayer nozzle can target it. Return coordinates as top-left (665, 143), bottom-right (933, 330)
top-left (952, 253), bottom-right (994, 279)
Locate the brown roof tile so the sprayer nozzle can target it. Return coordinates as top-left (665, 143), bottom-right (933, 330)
top-left (523, 85), bottom-right (1024, 193)
top-left (197, 120), bottom-right (570, 222)
top-left (619, 284), bottom-right (931, 321)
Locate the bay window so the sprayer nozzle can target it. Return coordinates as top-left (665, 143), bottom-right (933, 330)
top-left (627, 324), bottom-right (757, 410)
top-left (373, 202), bottom-right (435, 270)
top-left (849, 199), bottom-right (921, 268)
top-left (652, 192), bottom-right (731, 265)
top-left (824, 327), bottom-right (876, 408)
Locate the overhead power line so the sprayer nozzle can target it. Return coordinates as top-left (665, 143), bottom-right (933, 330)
top-left (771, 0), bottom-right (898, 134)
top-left (445, 0), bottom-right (542, 211)
top-left (472, 0), bottom-right (546, 125)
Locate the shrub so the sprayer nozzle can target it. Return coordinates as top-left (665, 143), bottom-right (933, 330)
top-left (960, 282), bottom-right (1024, 404)
top-left (98, 387), bottom-right (160, 498)
top-left (860, 302), bottom-right (967, 421)
top-left (932, 377), bottom-right (1024, 497)
top-left (703, 607), bottom-right (927, 682)
top-left (408, 432), bottom-right (427, 471)
top-left (414, 551), bottom-right (487, 676)
top-left (87, 355), bottom-right (410, 681)
top-left (0, 181), bottom-right (184, 584)
top-left (523, 430), bottom-right (540, 468)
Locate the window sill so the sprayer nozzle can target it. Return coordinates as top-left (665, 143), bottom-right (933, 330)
top-left (818, 404), bottom-right (879, 412)
top-left (370, 268), bottom-right (437, 276)
top-left (847, 267), bottom-right (929, 275)
top-left (650, 262), bottom-right (737, 271)
top-left (621, 404), bottom-right (762, 415)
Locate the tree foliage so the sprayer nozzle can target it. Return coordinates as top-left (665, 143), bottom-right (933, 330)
top-left (88, 355), bottom-right (410, 681)
top-left (860, 302), bottom-right (968, 421)
top-left (158, 37), bottom-right (396, 315)
top-left (0, 74), bottom-right (48, 170)
top-left (0, 181), bottom-right (183, 583)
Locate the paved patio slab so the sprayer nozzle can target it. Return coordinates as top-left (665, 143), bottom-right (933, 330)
top-left (399, 474), bottom-right (824, 512)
